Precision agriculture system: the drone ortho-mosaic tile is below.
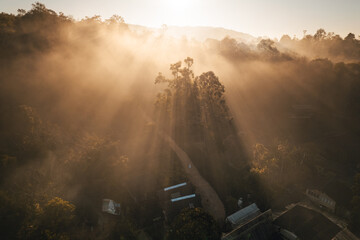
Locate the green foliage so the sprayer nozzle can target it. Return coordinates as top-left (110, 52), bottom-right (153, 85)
top-left (251, 143), bottom-right (277, 175)
top-left (0, 191), bottom-right (27, 239)
top-left (0, 2), bottom-right (359, 238)
top-left (155, 58), bottom-right (195, 92)
top-left (155, 59), bottom-right (250, 213)
top-left (0, 154), bottom-right (17, 176)
top-left (155, 57), bottom-right (230, 130)
top-left (257, 39), bottom-right (279, 54)
top-left (28, 2), bottom-right (57, 16)
top-left (350, 174), bottom-right (360, 233)
top-left (345, 33), bottom-right (356, 41)
top-left (167, 208), bottom-right (220, 240)
top-left (41, 197), bottom-right (76, 233)
top-left (250, 141), bottom-right (320, 208)
top-left (196, 71), bottom-right (226, 109)
top-left (352, 173), bottom-right (360, 196)
top-left (24, 197), bottom-right (76, 240)
top-left (350, 195), bottom-right (360, 234)
top-left (314, 28), bottom-right (327, 40)
top-left (68, 137), bottom-right (128, 197)
top-left (0, 12), bottom-right (16, 34)
top-left (0, 2), bottom-right (127, 58)
top-left (0, 105), bottom-right (57, 164)
top-left (108, 218), bottom-right (137, 240)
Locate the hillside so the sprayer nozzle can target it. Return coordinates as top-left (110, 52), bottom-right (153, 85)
top-left (128, 24), bottom-right (256, 42)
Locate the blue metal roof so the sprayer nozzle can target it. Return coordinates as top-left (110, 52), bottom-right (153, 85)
top-left (171, 194), bottom-right (196, 202)
top-left (226, 203), bottom-right (261, 226)
top-left (164, 182), bottom-right (187, 191)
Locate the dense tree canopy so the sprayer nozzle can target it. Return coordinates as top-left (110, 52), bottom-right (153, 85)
top-left (0, 2), bottom-right (360, 239)
top-left (167, 208), bottom-right (220, 240)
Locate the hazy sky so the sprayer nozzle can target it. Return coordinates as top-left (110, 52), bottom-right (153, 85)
top-left (2, 0), bottom-right (359, 38)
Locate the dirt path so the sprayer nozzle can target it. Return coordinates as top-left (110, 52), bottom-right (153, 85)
top-left (161, 132), bottom-right (226, 223)
top-left (139, 110), bottom-right (225, 222)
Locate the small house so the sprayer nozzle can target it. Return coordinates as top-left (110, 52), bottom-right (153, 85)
top-left (306, 189), bottom-right (336, 213)
top-left (226, 203), bottom-right (261, 228)
top-left (102, 199), bottom-right (121, 215)
top-left (222, 209), bottom-right (274, 240)
top-left (159, 182), bottom-right (200, 221)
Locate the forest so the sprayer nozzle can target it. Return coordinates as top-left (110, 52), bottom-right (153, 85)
top-left (0, 2), bottom-right (360, 239)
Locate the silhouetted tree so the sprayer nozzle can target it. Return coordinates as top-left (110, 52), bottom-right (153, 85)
top-left (345, 33), bottom-right (356, 41)
top-left (314, 28), bottom-right (326, 40)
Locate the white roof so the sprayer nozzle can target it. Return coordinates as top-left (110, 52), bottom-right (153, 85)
top-left (226, 203), bottom-right (261, 226)
top-left (102, 199), bottom-right (120, 215)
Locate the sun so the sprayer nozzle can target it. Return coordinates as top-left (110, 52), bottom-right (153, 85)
top-left (161, 0), bottom-right (193, 11)
top-left (158, 0), bottom-right (198, 25)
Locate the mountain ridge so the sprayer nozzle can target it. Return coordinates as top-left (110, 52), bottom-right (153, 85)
top-left (128, 24), bottom-right (256, 42)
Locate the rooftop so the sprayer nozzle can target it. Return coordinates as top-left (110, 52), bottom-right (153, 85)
top-left (274, 205), bottom-right (341, 240)
top-left (164, 182), bottom-right (187, 191)
top-left (226, 203), bottom-right (261, 227)
top-left (171, 194), bottom-right (196, 202)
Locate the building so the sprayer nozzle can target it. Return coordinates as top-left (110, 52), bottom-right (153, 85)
top-left (306, 189), bottom-right (336, 213)
top-left (323, 181), bottom-right (353, 217)
top-left (102, 199), bottom-right (121, 215)
top-left (273, 205), bottom-right (341, 240)
top-left (226, 203), bottom-right (261, 228)
top-left (306, 180), bottom-right (353, 217)
top-left (332, 228), bottom-right (360, 240)
top-left (222, 209), bottom-right (274, 240)
top-left (159, 182), bottom-right (201, 221)
top-left (221, 203), bottom-right (275, 240)
top-left (162, 182), bottom-right (193, 199)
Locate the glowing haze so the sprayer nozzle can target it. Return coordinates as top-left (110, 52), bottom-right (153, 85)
top-left (2, 0), bottom-right (359, 38)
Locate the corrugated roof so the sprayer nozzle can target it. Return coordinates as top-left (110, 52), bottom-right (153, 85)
top-left (164, 182), bottom-right (187, 191)
top-left (171, 194), bottom-right (196, 202)
top-left (226, 203), bottom-right (261, 226)
top-left (222, 210), bottom-right (273, 240)
top-left (273, 205), bottom-right (341, 240)
top-left (333, 229), bottom-right (360, 240)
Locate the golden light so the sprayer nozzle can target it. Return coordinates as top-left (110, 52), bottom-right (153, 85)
top-left (161, 0), bottom-right (193, 11)
top-left (158, 0), bottom-right (199, 26)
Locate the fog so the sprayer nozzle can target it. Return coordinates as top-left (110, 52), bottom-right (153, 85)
top-left (1, 3), bottom-right (360, 239)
